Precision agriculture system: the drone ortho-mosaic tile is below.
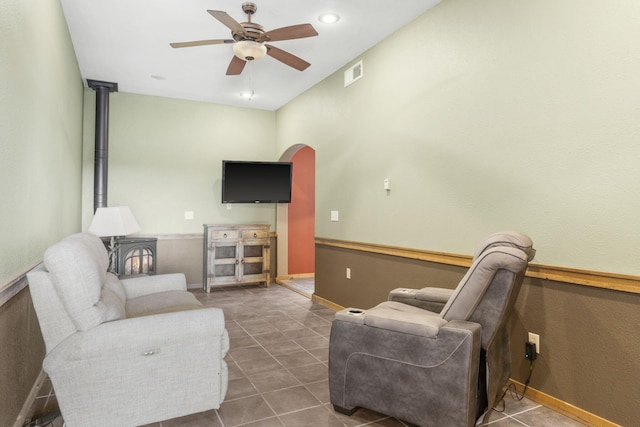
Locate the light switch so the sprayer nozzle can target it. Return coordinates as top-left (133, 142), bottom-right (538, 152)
top-left (184, 211), bottom-right (194, 220)
top-left (331, 210), bottom-right (339, 222)
top-left (383, 178), bottom-right (390, 190)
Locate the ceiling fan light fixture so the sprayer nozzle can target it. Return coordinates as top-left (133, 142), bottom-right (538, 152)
top-left (233, 40), bottom-right (267, 61)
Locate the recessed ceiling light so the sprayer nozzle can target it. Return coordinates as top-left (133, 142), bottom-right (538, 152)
top-left (318, 13), bottom-right (340, 24)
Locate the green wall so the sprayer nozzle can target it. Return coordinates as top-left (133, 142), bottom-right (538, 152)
top-left (0, 0), bottom-right (83, 424)
top-left (0, 0), bottom-right (84, 286)
top-left (276, 0), bottom-right (640, 277)
top-left (81, 91), bottom-right (278, 233)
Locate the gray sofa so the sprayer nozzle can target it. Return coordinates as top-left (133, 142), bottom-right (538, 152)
top-left (27, 232), bottom-right (229, 427)
top-left (329, 232), bottom-right (535, 427)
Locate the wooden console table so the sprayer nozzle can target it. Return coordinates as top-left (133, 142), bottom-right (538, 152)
top-left (202, 224), bottom-right (270, 292)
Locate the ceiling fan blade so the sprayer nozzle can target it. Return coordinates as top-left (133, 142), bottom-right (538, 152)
top-left (260, 24), bottom-right (318, 42)
top-left (226, 55), bottom-right (247, 75)
top-left (208, 10), bottom-right (246, 35)
top-left (265, 44), bottom-right (311, 71)
top-left (170, 39), bottom-right (233, 48)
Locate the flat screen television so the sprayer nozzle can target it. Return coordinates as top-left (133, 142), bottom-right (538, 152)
top-left (221, 160), bottom-right (293, 203)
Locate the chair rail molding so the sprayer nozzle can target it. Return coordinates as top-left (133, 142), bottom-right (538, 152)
top-left (315, 238), bottom-right (640, 295)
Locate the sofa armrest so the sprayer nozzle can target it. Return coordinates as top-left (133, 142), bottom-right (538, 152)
top-left (120, 273), bottom-right (187, 299)
top-left (388, 287), bottom-right (454, 313)
top-left (45, 307), bottom-right (226, 370)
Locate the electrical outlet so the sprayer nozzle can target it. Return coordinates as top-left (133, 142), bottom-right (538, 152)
top-left (346, 268), bottom-right (351, 279)
top-left (528, 332), bottom-right (540, 354)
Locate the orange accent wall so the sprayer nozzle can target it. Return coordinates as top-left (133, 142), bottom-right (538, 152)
top-left (288, 146), bottom-right (315, 274)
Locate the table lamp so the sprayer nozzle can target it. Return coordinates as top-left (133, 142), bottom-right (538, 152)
top-left (88, 206), bottom-right (141, 272)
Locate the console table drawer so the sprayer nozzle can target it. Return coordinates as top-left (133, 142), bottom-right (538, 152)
top-left (208, 229), bottom-right (239, 240)
top-left (242, 229), bottom-right (268, 240)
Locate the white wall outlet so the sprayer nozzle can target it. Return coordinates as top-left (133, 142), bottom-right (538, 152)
top-left (331, 210), bottom-right (339, 222)
top-left (383, 178), bottom-right (390, 190)
top-left (184, 211), bottom-right (194, 220)
top-left (346, 267), bottom-right (351, 279)
top-left (528, 332), bottom-right (540, 354)
top-left (226, 203), bottom-right (232, 210)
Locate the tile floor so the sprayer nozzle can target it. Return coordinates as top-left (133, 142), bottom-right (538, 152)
top-left (25, 283), bottom-right (586, 427)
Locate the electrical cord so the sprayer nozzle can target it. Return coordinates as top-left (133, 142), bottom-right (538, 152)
top-left (23, 410), bottom-right (61, 427)
top-left (493, 357), bottom-right (536, 412)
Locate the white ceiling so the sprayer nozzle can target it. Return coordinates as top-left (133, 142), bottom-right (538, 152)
top-left (61, 0), bottom-right (441, 111)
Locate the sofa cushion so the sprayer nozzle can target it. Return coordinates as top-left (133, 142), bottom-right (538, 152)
top-left (125, 290), bottom-right (203, 318)
top-left (44, 233), bottom-right (111, 331)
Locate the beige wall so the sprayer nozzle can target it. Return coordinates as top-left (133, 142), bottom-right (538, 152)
top-left (0, 0), bottom-right (83, 425)
top-left (277, 0), bottom-right (640, 277)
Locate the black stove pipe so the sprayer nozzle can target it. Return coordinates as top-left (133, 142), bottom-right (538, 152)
top-left (87, 80), bottom-right (118, 213)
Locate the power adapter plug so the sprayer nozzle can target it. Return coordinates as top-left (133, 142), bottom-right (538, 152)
top-left (525, 341), bottom-right (537, 361)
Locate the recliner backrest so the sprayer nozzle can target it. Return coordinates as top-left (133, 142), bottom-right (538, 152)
top-left (440, 246), bottom-right (529, 349)
top-left (28, 266), bottom-right (78, 353)
top-left (41, 233), bottom-right (125, 331)
top-left (472, 231), bottom-right (535, 262)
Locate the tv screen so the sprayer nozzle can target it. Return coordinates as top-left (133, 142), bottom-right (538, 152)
top-left (222, 160), bottom-right (293, 203)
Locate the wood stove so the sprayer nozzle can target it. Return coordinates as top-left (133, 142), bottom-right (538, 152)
top-left (114, 237), bottom-right (157, 277)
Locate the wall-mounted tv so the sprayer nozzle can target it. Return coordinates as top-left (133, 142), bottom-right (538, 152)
top-left (222, 160), bottom-right (293, 203)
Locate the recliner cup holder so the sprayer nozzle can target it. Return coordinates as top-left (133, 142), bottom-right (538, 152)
top-left (348, 309), bottom-right (364, 315)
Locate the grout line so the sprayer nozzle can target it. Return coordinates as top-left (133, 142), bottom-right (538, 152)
top-left (505, 415), bottom-right (530, 426)
top-left (509, 404), bottom-right (543, 417)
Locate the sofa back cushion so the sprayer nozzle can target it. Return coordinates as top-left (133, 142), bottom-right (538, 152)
top-left (44, 233), bottom-right (124, 331)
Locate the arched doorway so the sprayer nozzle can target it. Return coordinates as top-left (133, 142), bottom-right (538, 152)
top-left (276, 144), bottom-right (315, 296)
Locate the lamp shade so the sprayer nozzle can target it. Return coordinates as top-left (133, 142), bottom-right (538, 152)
top-left (233, 40), bottom-right (267, 61)
top-left (89, 206), bottom-right (141, 237)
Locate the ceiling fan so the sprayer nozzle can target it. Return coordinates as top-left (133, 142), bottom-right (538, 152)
top-left (170, 2), bottom-right (318, 76)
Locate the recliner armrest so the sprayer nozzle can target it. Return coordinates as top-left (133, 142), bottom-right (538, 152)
top-left (335, 301), bottom-right (446, 338)
top-left (44, 307), bottom-right (226, 370)
top-left (120, 273), bottom-right (187, 299)
top-left (388, 287), bottom-right (454, 313)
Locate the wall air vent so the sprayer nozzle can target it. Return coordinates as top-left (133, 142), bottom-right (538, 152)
top-left (344, 60), bottom-right (363, 87)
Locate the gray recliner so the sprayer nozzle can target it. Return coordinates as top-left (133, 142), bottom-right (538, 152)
top-left (328, 232), bottom-right (535, 427)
